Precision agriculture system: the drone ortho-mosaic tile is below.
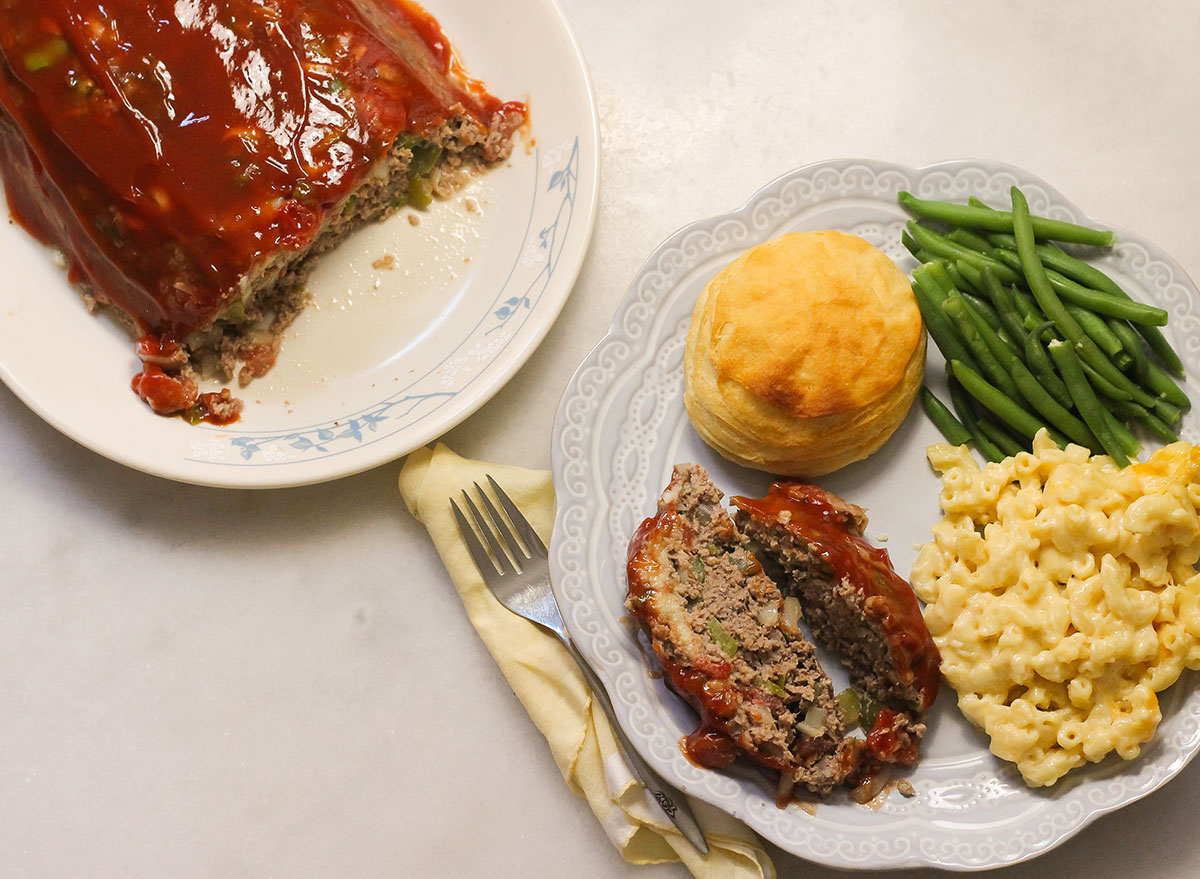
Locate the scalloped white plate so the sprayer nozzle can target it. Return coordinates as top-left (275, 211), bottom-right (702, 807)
top-left (549, 158), bottom-right (1200, 870)
top-left (0, 0), bottom-right (598, 488)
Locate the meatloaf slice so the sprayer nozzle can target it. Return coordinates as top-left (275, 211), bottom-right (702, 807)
top-left (732, 481), bottom-right (941, 771)
top-left (626, 464), bottom-right (849, 795)
top-left (0, 0), bottom-right (525, 423)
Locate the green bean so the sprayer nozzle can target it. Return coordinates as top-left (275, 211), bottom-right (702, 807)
top-left (1031, 320), bottom-right (1058, 342)
top-left (1011, 364), bottom-right (1097, 449)
top-left (1012, 288), bottom-right (1042, 326)
top-left (948, 373), bottom-right (1005, 463)
top-left (1010, 187), bottom-right (1089, 349)
top-left (958, 292), bottom-right (1020, 369)
top-left (949, 359), bottom-right (1059, 441)
top-left (1102, 397), bottom-right (1178, 442)
top-left (911, 276), bottom-right (980, 372)
top-left (1144, 362), bottom-right (1191, 409)
top-left (944, 261), bottom-right (977, 296)
top-left (942, 294), bottom-right (1022, 399)
top-left (1152, 397), bottom-right (1183, 426)
top-left (1102, 409), bottom-right (1142, 458)
top-left (900, 230), bottom-right (924, 260)
top-left (940, 270), bottom-right (1010, 344)
top-left (924, 261), bottom-right (960, 298)
top-left (1080, 359), bottom-right (1133, 400)
top-left (1107, 318), bottom-right (1150, 380)
top-left (995, 325), bottom-right (1019, 353)
top-left (991, 233), bottom-right (1183, 374)
top-left (1023, 329), bottom-right (1074, 410)
top-left (954, 259), bottom-right (985, 292)
top-left (898, 191), bottom-right (1116, 246)
top-left (990, 248), bottom-right (1169, 326)
top-left (962, 292), bottom-right (1008, 335)
top-left (912, 264), bottom-right (950, 303)
top-left (978, 417), bottom-right (1025, 458)
top-left (1103, 397), bottom-right (1150, 420)
top-left (907, 264), bottom-right (945, 305)
top-left (1103, 397), bottom-right (1179, 439)
top-left (1048, 340), bottom-right (1130, 467)
top-left (1137, 410), bottom-right (1180, 444)
top-left (978, 266), bottom-right (1030, 349)
top-left (947, 227), bottom-right (993, 253)
top-left (1010, 187), bottom-right (1158, 408)
top-left (1066, 304), bottom-right (1124, 357)
top-left (1055, 273), bottom-right (1170, 327)
top-left (906, 222), bottom-right (1022, 285)
top-left (920, 387), bottom-right (972, 445)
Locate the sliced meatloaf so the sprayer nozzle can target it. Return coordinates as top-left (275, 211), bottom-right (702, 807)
top-left (732, 481), bottom-right (941, 771)
top-left (627, 466), bottom-right (941, 802)
top-left (626, 464), bottom-right (849, 795)
top-left (0, 0), bottom-right (525, 423)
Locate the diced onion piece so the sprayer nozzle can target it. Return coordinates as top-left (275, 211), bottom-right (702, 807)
top-left (780, 597), bottom-right (801, 635)
top-left (851, 766), bottom-right (891, 804)
top-left (796, 704), bottom-right (828, 738)
top-left (757, 606), bottom-right (779, 627)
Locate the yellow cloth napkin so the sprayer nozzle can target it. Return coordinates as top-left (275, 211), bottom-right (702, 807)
top-left (399, 443), bottom-right (776, 879)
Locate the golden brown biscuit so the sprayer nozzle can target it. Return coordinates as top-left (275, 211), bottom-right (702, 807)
top-left (684, 230), bottom-right (924, 476)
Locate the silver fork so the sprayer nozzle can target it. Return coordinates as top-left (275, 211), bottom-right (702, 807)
top-left (451, 476), bottom-right (709, 855)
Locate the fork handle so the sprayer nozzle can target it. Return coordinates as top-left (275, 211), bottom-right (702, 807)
top-left (561, 639), bottom-right (710, 856)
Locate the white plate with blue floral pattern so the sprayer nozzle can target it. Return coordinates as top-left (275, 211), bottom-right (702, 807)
top-left (0, 0), bottom-right (598, 488)
top-left (549, 158), bottom-right (1200, 870)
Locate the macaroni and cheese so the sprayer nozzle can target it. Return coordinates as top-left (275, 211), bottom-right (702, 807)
top-left (911, 431), bottom-right (1200, 786)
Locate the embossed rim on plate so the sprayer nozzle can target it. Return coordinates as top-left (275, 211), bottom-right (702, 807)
top-left (549, 158), bottom-right (1200, 870)
top-left (0, 0), bottom-right (599, 488)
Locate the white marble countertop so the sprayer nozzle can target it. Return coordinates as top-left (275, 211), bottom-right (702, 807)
top-left (4, 1), bottom-right (1200, 876)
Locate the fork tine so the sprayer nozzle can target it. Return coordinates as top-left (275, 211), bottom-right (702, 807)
top-left (487, 475), bottom-right (547, 557)
top-left (460, 489), bottom-right (519, 575)
top-left (451, 498), bottom-right (503, 579)
top-left (473, 481), bottom-right (530, 564)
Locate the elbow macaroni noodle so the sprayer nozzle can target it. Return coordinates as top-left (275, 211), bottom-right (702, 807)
top-left (911, 431), bottom-right (1200, 786)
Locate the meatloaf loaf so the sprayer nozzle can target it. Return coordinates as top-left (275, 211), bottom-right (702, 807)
top-left (0, 0), bottom-right (525, 423)
top-left (627, 464), bottom-right (941, 800)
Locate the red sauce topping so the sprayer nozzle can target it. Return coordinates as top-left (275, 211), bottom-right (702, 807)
top-left (864, 708), bottom-right (918, 764)
top-left (682, 727), bottom-right (739, 770)
top-left (130, 362), bottom-right (242, 423)
top-left (131, 363), bottom-right (198, 415)
top-left (731, 482), bottom-right (940, 711)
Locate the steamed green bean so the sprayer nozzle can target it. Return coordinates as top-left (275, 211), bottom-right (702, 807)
top-left (898, 191), bottom-right (1116, 246)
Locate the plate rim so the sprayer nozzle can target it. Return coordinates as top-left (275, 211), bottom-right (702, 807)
top-left (0, 0), bottom-right (600, 489)
top-left (548, 156), bottom-right (1200, 870)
